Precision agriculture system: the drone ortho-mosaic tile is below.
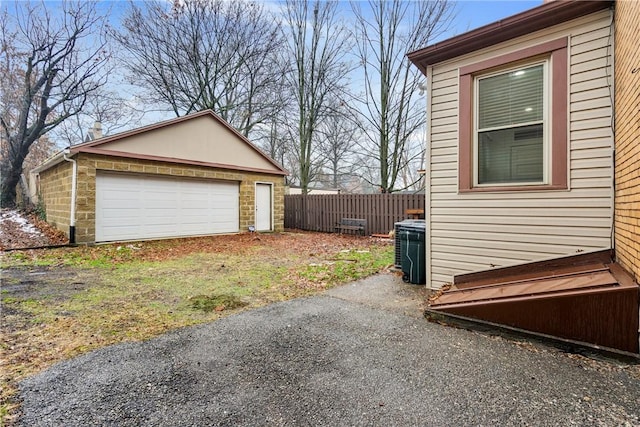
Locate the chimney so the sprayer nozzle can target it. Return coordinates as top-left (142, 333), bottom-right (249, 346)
top-left (93, 121), bottom-right (103, 139)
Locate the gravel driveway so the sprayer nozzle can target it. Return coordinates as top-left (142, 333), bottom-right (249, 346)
top-left (18, 274), bottom-right (640, 426)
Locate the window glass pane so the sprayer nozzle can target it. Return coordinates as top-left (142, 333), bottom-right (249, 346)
top-left (478, 64), bottom-right (543, 129)
top-left (478, 124), bottom-right (543, 184)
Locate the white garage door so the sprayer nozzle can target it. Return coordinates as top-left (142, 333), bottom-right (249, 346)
top-left (96, 172), bottom-right (239, 242)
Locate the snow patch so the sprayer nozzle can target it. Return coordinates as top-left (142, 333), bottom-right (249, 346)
top-left (0, 209), bottom-right (43, 237)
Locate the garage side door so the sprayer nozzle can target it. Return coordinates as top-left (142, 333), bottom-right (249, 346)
top-left (96, 172), bottom-right (239, 242)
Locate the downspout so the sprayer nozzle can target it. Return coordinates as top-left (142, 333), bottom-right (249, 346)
top-left (63, 149), bottom-right (77, 244)
top-left (607, 6), bottom-right (616, 255)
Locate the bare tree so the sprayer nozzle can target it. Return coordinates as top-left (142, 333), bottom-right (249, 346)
top-left (52, 87), bottom-right (145, 146)
top-left (261, 117), bottom-right (290, 176)
top-left (21, 134), bottom-right (56, 176)
top-left (350, 0), bottom-right (453, 192)
top-left (112, 0), bottom-right (286, 137)
top-left (0, 1), bottom-right (109, 207)
top-left (282, 0), bottom-right (351, 194)
top-left (317, 108), bottom-right (359, 189)
top-left (399, 134), bottom-right (426, 191)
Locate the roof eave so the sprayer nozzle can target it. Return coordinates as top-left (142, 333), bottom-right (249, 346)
top-left (408, 0), bottom-right (613, 72)
top-left (30, 149), bottom-right (74, 175)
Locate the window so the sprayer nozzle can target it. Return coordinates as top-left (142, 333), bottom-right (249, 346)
top-left (458, 38), bottom-right (568, 192)
top-left (475, 63), bottom-right (546, 185)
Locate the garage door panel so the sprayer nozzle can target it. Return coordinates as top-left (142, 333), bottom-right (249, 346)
top-left (101, 226), bottom-right (141, 240)
top-left (182, 201), bottom-right (207, 209)
top-left (102, 208), bottom-right (138, 220)
top-left (183, 215), bottom-right (210, 224)
top-left (143, 225), bottom-right (176, 235)
top-left (96, 172), bottom-right (239, 242)
top-left (102, 191), bottom-right (140, 202)
top-left (145, 207), bottom-right (179, 217)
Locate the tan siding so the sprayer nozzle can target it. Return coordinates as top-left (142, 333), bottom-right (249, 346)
top-left (426, 11), bottom-right (614, 289)
top-left (431, 214), bottom-right (610, 228)
top-left (431, 132), bottom-right (457, 143)
top-left (572, 47), bottom-right (610, 65)
top-left (431, 85), bottom-right (457, 98)
top-left (430, 108), bottom-right (457, 120)
top-left (98, 114), bottom-right (279, 172)
top-left (571, 26), bottom-right (611, 45)
top-left (431, 92), bottom-right (458, 106)
top-left (614, 0), bottom-right (640, 283)
top-left (571, 106), bottom-right (611, 121)
top-left (571, 147), bottom-right (612, 160)
top-left (571, 87), bottom-right (611, 103)
top-left (431, 101), bottom-right (457, 113)
top-left (571, 56), bottom-right (609, 74)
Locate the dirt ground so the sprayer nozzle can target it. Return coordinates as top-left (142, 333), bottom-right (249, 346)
top-left (1, 230), bottom-right (396, 425)
top-left (0, 209), bottom-right (68, 250)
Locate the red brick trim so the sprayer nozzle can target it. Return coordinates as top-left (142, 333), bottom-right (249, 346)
top-left (458, 38), bottom-right (568, 192)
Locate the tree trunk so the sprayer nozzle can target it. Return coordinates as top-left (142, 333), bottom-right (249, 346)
top-left (1, 134), bottom-right (31, 207)
top-left (1, 162), bottom-right (22, 208)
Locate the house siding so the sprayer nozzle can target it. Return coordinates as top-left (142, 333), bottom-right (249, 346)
top-left (40, 154), bottom-right (285, 244)
top-left (426, 10), bottom-right (614, 288)
top-left (614, 0), bottom-right (640, 283)
top-left (94, 114), bottom-right (280, 172)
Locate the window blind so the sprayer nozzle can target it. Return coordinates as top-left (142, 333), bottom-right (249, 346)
top-left (478, 64), bottom-right (543, 130)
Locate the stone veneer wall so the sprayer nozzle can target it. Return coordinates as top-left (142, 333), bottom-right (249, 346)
top-left (40, 153), bottom-right (285, 244)
top-left (614, 0), bottom-right (640, 282)
top-left (38, 160), bottom-right (73, 238)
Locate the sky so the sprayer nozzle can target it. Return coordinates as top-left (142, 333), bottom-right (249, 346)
top-left (447, 1), bottom-right (542, 37)
top-left (2, 0), bottom-right (545, 146)
top-left (117, 0), bottom-right (545, 133)
top-left (98, 0), bottom-right (544, 43)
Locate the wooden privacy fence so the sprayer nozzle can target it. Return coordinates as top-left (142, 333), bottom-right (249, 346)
top-left (284, 193), bottom-right (425, 235)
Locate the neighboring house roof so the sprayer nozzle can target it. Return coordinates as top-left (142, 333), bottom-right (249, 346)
top-left (408, 0), bottom-right (613, 72)
top-left (33, 110), bottom-right (288, 176)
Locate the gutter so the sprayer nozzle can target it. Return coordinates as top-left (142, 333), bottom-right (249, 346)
top-left (30, 151), bottom-right (65, 175)
top-left (62, 149), bottom-right (77, 244)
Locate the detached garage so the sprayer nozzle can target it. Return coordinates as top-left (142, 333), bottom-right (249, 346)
top-left (33, 110), bottom-right (287, 244)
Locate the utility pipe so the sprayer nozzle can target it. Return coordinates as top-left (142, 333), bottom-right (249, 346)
top-left (62, 150), bottom-right (77, 244)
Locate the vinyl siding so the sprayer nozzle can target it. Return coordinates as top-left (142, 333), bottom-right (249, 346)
top-left (426, 10), bottom-right (614, 289)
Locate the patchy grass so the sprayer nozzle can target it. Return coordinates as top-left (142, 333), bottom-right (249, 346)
top-left (189, 293), bottom-right (248, 312)
top-left (298, 248), bottom-right (392, 286)
top-left (0, 232), bottom-right (394, 425)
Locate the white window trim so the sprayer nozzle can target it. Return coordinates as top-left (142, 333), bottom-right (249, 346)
top-left (472, 59), bottom-right (551, 187)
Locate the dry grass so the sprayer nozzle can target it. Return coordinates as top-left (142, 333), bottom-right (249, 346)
top-left (1, 231), bottom-right (394, 426)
